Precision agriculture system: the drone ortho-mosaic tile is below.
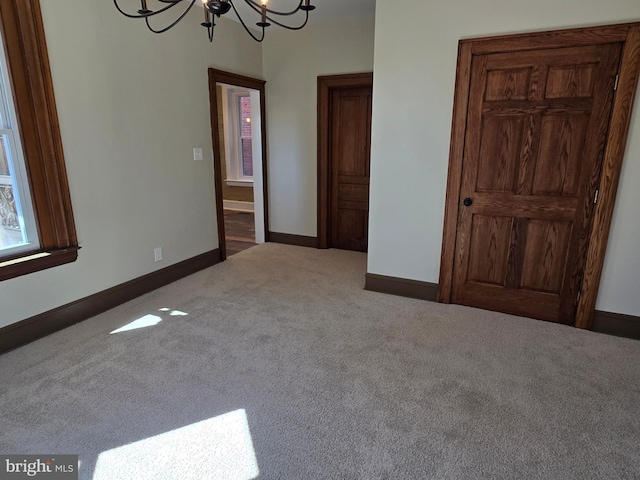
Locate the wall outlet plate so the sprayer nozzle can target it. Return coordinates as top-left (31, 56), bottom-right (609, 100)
top-left (154, 247), bottom-right (162, 262)
top-left (193, 148), bottom-right (204, 161)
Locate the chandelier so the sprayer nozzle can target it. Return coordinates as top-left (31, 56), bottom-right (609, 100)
top-left (113, 0), bottom-right (316, 43)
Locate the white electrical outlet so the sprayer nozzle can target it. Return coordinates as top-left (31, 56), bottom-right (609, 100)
top-left (154, 247), bottom-right (162, 262)
top-left (193, 148), bottom-right (204, 161)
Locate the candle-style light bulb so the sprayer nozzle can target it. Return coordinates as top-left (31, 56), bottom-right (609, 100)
top-left (201, 0), bottom-right (211, 25)
top-left (258, 0), bottom-right (269, 26)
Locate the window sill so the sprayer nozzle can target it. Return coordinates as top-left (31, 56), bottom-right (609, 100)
top-left (0, 246), bottom-right (79, 281)
top-left (225, 179), bottom-right (253, 188)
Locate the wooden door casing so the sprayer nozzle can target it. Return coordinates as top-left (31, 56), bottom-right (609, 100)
top-left (330, 87), bottom-right (372, 252)
top-left (208, 69), bottom-right (269, 261)
top-left (438, 23), bottom-right (640, 329)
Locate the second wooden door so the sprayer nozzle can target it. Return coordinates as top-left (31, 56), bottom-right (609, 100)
top-left (330, 86), bottom-right (372, 252)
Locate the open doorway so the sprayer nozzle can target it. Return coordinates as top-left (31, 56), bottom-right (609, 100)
top-left (208, 69), bottom-right (269, 260)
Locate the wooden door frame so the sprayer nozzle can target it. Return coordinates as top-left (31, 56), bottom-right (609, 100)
top-left (317, 72), bottom-right (373, 249)
top-left (208, 68), bottom-right (269, 261)
top-left (437, 22), bottom-right (640, 330)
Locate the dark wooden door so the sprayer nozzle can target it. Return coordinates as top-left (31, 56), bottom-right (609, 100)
top-left (330, 86), bottom-right (372, 252)
top-left (451, 43), bottom-right (622, 323)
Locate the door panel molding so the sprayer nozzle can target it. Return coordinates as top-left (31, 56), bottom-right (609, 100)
top-left (438, 23), bottom-right (640, 330)
top-left (317, 72), bottom-right (373, 249)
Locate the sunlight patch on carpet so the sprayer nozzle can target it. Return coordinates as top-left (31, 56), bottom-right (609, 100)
top-left (93, 409), bottom-right (259, 480)
top-left (110, 314), bottom-right (162, 334)
top-left (110, 308), bottom-right (190, 334)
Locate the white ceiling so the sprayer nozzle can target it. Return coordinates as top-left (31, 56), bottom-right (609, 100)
top-left (218, 0), bottom-right (376, 26)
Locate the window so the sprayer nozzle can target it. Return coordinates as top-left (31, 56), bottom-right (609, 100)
top-left (0, 0), bottom-right (78, 281)
top-left (239, 95), bottom-right (254, 178)
top-left (0, 35), bottom-right (39, 257)
top-left (223, 88), bottom-right (254, 187)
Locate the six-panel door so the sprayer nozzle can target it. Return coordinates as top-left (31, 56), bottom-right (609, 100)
top-left (451, 43), bottom-right (622, 323)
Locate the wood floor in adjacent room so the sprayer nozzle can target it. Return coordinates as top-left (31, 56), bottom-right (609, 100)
top-left (224, 209), bottom-right (255, 256)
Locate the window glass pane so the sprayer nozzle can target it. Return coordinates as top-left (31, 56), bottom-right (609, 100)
top-left (240, 96), bottom-right (252, 137)
top-left (0, 63), bottom-right (9, 129)
top-left (0, 134), bottom-right (7, 175)
top-left (0, 134), bottom-right (29, 250)
top-left (239, 96), bottom-right (253, 177)
top-left (241, 138), bottom-right (253, 177)
top-left (0, 28), bottom-right (39, 255)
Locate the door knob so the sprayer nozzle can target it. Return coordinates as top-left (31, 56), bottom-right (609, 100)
top-left (463, 197), bottom-right (473, 207)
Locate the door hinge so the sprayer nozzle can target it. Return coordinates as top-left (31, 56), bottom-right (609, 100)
top-left (614, 74), bottom-right (620, 91)
top-left (594, 189), bottom-right (599, 204)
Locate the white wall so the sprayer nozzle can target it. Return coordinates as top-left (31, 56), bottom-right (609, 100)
top-left (250, 89), bottom-right (266, 244)
top-left (368, 0), bottom-right (640, 316)
top-left (0, 1), bottom-right (263, 328)
top-left (263, 16), bottom-right (375, 237)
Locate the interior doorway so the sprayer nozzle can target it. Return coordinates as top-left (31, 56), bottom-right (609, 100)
top-left (208, 69), bottom-right (269, 260)
top-left (317, 73), bottom-right (373, 252)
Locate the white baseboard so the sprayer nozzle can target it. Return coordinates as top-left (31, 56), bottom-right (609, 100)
top-left (223, 200), bottom-right (254, 212)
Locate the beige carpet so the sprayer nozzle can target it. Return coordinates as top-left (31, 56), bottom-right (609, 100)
top-left (1, 243), bottom-right (639, 479)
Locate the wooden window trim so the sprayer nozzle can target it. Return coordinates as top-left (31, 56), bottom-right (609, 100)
top-left (437, 22), bottom-right (640, 330)
top-left (0, 0), bottom-right (78, 280)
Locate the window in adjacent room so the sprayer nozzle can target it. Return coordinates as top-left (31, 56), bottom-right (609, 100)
top-left (223, 87), bottom-right (254, 187)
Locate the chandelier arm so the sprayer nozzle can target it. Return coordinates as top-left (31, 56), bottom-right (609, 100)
top-left (112, 0), bottom-right (182, 19)
top-left (242, 0), bottom-right (310, 30)
top-left (243, 0), bottom-right (303, 16)
top-left (144, 0), bottom-right (197, 33)
top-left (229, 0), bottom-right (266, 42)
top-left (265, 9), bottom-right (309, 30)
